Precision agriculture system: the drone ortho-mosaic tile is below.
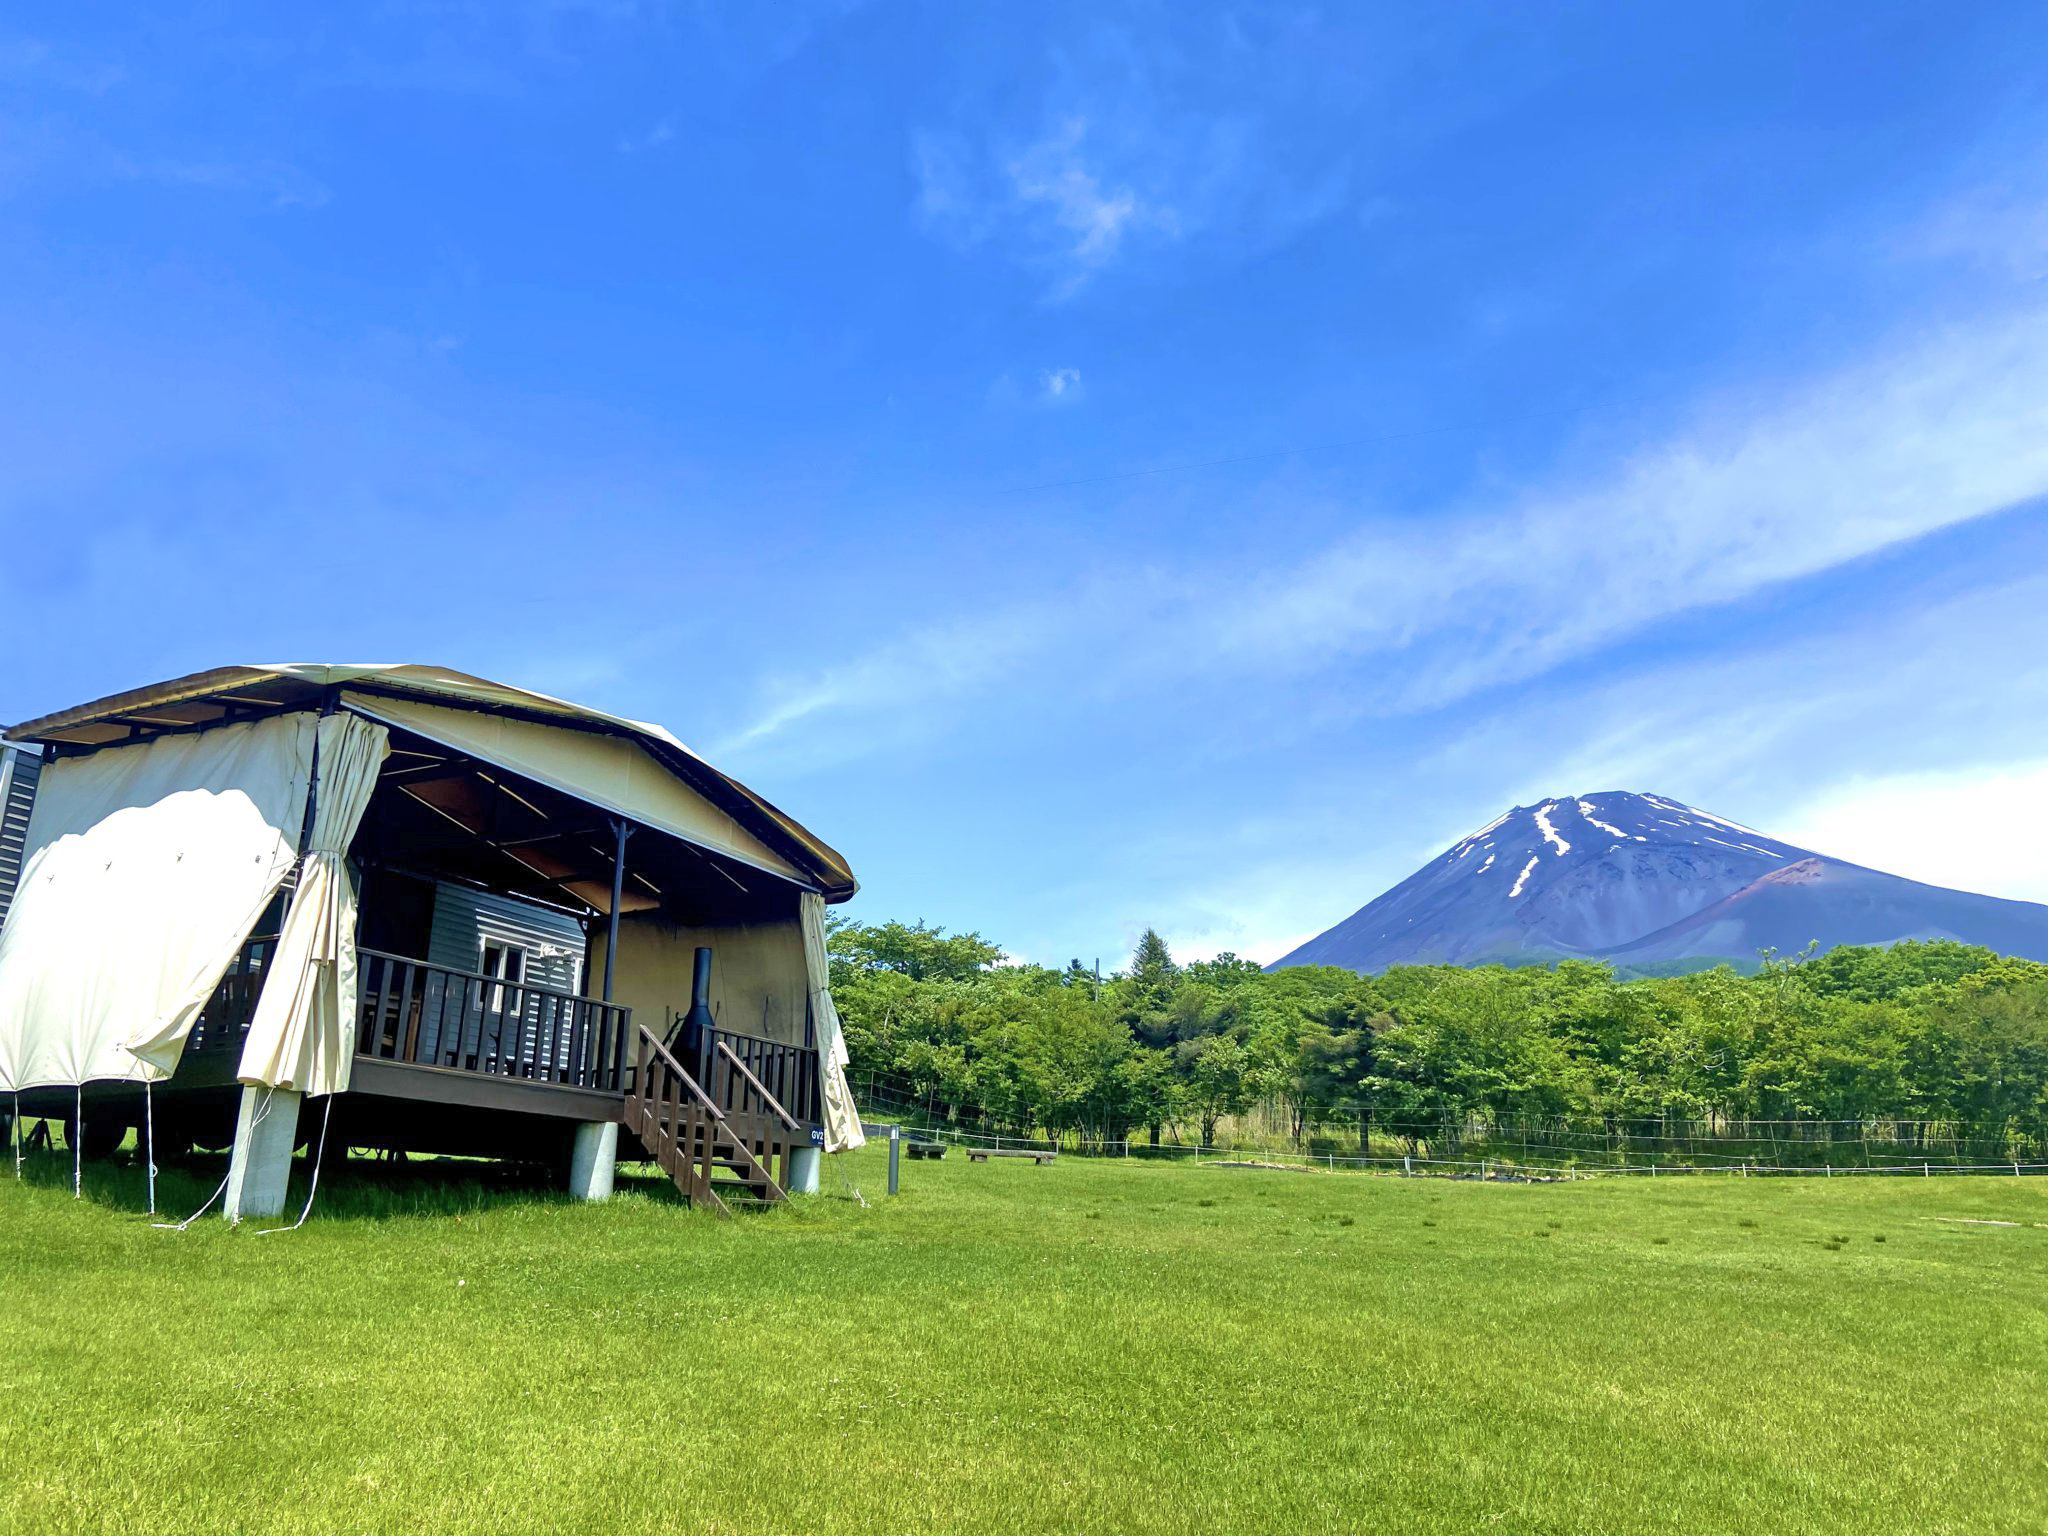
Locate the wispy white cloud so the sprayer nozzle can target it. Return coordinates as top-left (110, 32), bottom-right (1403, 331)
top-left (913, 118), bottom-right (1176, 295)
top-left (0, 35), bottom-right (126, 94)
top-left (1899, 144), bottom-right (2048, 283)
top-left (615, 115), bottom-right (674, 153)
top-left (1201, 306), bottom-right (2048, 707)
top-left (1469, 564), bottom-right (2048, 825)
top-left (0, 32), bottom-right (330, 211)
top-left (1038, 366), bottom-right (1082, 402)
top-left (729, 300), bottom-right (2048, 770)
top-left (710, 594), bottom-right (1100, 764)
top-left (134, 156), bottom-right (331, 209)
top-left (1002, 117), bottom-right (1171, 284)
top-left (910, 34), bottom-right (1345, 298)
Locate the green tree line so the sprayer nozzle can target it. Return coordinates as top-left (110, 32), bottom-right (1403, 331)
top-left (828, 919), bottom-right (2048, 1160)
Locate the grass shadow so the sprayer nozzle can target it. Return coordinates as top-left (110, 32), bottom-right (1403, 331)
top-left (8, 1145), bottom-right (700, 1223)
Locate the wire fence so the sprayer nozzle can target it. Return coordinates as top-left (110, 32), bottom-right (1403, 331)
top-left (849, 1071), bottom-right (2048, 1181)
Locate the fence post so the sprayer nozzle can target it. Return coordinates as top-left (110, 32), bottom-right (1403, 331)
top-left (1403, 1154), bottom-right (1411, 1176)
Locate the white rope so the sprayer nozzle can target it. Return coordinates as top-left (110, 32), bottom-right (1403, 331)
top-left (257, 1095), bottom-right (333, 1236)
top-left (144, 1080), bottom-right (157, 1217)
top-left (833, 1153), bottom-right (868, 1209)
top-left (155, 1085), bottom-right (274, 1231)
top-left (158, 1169), bottom-right (233, 1232)
top-left (72, 1085), bottom-right (81, 1199)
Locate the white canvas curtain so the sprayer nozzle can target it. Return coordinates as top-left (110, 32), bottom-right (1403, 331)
top-left (0, 715), bottom-right (316, 1091)
top-left (800, 891), bottom-right (865, 1152)
top-left (236, 713), bottom-right (389, 1097)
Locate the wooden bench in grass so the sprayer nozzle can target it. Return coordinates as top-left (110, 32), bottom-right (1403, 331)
top-left (905, 1140), bottom-right (946, 1160)
top-left (966, 1147), bottom-right (1057, 1164)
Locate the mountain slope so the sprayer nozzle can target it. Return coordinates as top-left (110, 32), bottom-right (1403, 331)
top-left (1601, 855), bottom-right (2048, 967)
top-left (1271, 791), bottom-right (2048, 973)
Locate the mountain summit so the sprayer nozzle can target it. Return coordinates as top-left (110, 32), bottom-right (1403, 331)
top-left (1271, 791), bottom-right (2048, 974)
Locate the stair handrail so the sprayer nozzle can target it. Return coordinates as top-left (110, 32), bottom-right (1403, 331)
top-left (631, 1024), bottom-right (790, 1211)
top-left (715, 1039), bottom-right (801, 1132)
top-left (636, 1025), bottom-right (726, 1121)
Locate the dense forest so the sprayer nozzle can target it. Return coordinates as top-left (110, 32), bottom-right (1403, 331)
top-left (828, 919), bottom-right (2048, 1162)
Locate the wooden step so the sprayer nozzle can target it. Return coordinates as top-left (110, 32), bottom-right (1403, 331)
top-left (621, 1025), bottom-right (793, 1216)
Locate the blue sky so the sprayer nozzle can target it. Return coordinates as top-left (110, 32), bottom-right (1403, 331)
top-left (3, 3), bottom-right (2047, 966)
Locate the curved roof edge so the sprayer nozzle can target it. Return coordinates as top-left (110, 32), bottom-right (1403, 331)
top-left (5, 663), bottom-right (857, 901)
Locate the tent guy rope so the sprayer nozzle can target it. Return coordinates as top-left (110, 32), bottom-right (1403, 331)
top-left (257, 1095), bottom-right (333, 1236)
top-left (156, 1085), bottom-right (276, 1232)
top-left (144, 1079), bottom-right (156, 1216)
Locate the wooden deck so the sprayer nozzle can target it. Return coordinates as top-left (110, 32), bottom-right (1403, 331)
top-left (170, 939), bottom-right (822, 1207)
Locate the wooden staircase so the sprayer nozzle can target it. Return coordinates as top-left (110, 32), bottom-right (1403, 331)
top-left (623, 1026), bottom-right (805, 1215)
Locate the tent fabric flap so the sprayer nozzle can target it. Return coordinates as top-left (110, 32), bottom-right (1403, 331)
top-left (339, 691), bottom-right (811, 887)
top-left (0, 714), bottom-right (317, 1092)
top-left (800, 891), bottom-right (864, 1153)
top-left (237, 713), bottom-right (390, 1097)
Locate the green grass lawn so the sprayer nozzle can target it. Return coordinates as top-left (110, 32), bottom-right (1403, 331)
top-left (2, 1144), bottom-right (2045, 1535)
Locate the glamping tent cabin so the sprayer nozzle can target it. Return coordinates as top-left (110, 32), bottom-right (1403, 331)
top-left (0, 665), bottom-right (864, 1220)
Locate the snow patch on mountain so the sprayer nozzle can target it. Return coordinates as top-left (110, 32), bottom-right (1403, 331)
top-left (1533, 803), bottom-right (1572, 856)
top-left (1577, 799), bottom-right (1626, 839)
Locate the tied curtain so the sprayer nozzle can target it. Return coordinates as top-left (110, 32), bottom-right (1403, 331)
top-left (1, 715), bottom-right (316, 1091)
top-left (799, 891), bottom-right (865, 1152)
top-left (235, 713), bottom-right (389, 1097)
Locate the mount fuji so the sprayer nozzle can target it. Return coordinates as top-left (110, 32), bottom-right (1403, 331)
top-left (1271, 791), bottom-right (2048, 974)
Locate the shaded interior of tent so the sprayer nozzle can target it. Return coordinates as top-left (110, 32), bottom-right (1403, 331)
top-left (0, 667), bottom-right (860, 1216)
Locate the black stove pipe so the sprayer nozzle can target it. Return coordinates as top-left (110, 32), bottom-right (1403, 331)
top-left (671, 946), bottom-right (716, 1061)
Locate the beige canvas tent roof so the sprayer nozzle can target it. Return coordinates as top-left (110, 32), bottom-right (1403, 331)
top-left (5, 663), bottom-right (856, 900)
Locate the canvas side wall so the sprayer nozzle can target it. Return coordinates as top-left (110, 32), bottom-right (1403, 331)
top-left (589, 912), bottom-right (811, 1047)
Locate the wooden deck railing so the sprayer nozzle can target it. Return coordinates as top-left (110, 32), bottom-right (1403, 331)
top-left (355, 948), bottom-right (633, 1093)
top-left (186, 928), bottom-right (284, 1056)
top-left (681, 1022), bottom-right (823, 1130)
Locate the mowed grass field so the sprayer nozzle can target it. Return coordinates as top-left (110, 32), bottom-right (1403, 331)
top-left (2, 1143), bottom-right (2045, 1535)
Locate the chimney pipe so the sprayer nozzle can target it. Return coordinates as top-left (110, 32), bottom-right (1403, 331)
top-left (677, 946), bottom-right (715, 1058)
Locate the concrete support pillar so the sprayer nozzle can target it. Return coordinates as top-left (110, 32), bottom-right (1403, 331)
top-left (224, 1086), bottom-right (302, 1224)
top-left (569, 1120), bottom-right (618, 1202)
top-left (787, 1144), bottom-right (821, 1195)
